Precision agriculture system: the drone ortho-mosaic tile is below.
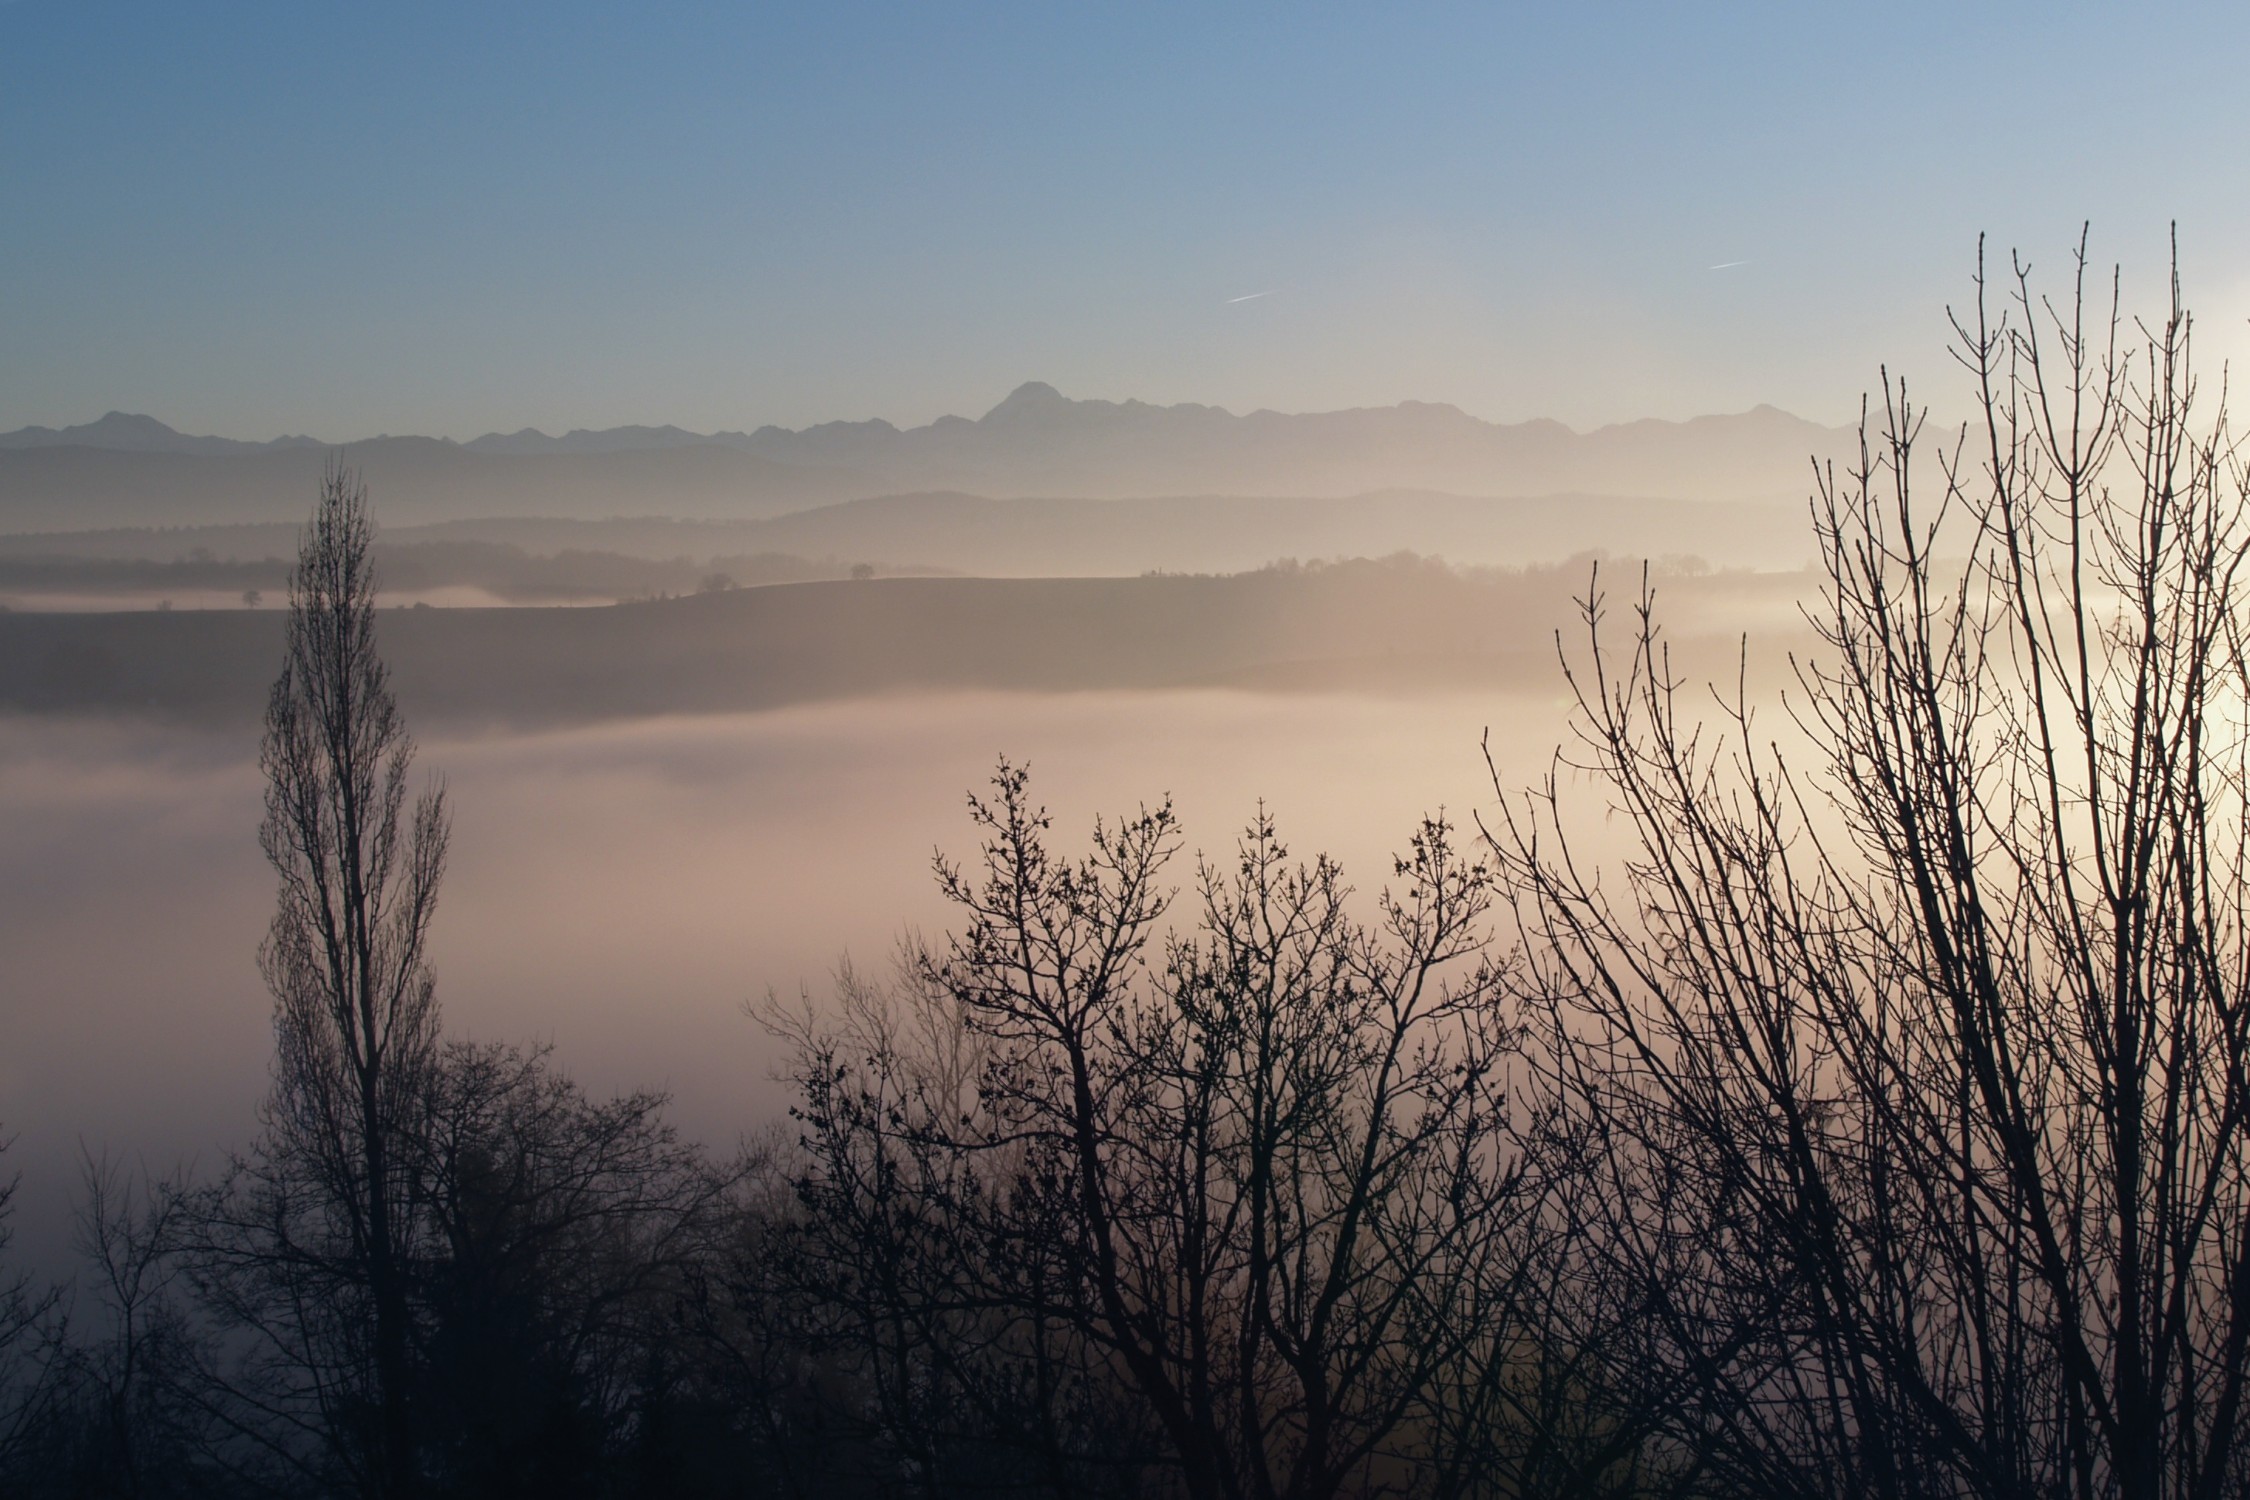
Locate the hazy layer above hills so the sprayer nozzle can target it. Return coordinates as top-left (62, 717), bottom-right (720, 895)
top-left (0, 441), bottom-right (873, 530)
top-left (699, 489), bottom-right (1811, 573)
top-left (0, 487), bottom-right (1812, 596)
top-left (0, 384), bottom-right (1850, 529)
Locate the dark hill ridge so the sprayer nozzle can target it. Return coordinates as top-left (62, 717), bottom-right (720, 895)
top-left (0, 563), bottom-right (1806, 729)
top-left (0, 386), bottom-right (1852, 526)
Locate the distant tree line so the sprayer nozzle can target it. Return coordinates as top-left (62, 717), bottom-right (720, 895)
top-left (7, 238), bottom-right (2250, 1499)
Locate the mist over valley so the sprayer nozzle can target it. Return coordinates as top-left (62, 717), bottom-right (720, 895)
top-left (0, 387), bottom-right (1823, 1283)
top-left (8, 3), bottom-right (2233, 1488)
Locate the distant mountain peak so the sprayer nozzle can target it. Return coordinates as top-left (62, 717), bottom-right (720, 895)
top-left (91, 411), bottom-right (181, 435)
top-left (0, 411), bottom-right (308, 457)
top-left (56, 412), bottom-right (187, 443)
top-left (983, 382), bottom-right (1071, 421)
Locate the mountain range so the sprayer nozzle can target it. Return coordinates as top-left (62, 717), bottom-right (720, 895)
top-left (0, 411), bottom-right (326, 457)
top-left (0, 385), bottom-right (1852, 530)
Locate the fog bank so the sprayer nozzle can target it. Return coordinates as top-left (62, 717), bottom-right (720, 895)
top-left (0, 688), bottom-right (1586, 1272)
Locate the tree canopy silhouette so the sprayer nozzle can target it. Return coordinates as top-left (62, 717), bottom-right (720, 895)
top-left (1488, 232), bottom-right (2250, 1499)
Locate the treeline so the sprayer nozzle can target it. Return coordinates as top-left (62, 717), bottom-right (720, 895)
top-left (10, 248), bottom-right (2250, 1499)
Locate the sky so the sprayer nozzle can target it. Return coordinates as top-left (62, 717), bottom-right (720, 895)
top-left (4, 1), bottom-right (2248, 440)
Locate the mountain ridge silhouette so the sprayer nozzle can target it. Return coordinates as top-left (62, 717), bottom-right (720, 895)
top-left (0, 384), bottom-right (1852, 527)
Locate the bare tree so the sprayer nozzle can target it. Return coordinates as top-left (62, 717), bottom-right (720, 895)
top-left (779, 765), bottom-right (1537, 1500)
top-left (0, 1139), bottom-right (64, 1477)
top-left (50, 1152), bottom-right (219, 1499)
top-left (196, 462), bottom-right (447, 1498)
top-left (180, 466), bottom-right (768, 1495)
top-left (1487, 231), bottom-right (2250, 1499)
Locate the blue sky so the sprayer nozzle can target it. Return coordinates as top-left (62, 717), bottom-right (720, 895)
top-left (4, 1), bottom-right (2246, 438)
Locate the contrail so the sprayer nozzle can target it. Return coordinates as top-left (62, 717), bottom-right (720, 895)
top-left (1227, 289), bottom-right (1281, 303)
top-left (1708, 260), bottom-right (1750, 271)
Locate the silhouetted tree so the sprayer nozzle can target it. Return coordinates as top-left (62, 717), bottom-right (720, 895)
top-left (0, 1140), bottom-right (64, 1476)
top-left (778, 767), bottom-right (1542, 1500)
top-left (1488, 233), bottom-right (2250, 1498)
top-left (411, 1039), bottom-right (741, 1500)
top-left (15, 1154), bottom-right (228, 1500)
top-left (192, 462), bottom-right (447, 1498)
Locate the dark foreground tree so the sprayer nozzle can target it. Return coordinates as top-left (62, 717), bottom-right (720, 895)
top-left (152, 467), bottom-right (763, 1498)
top-left (1489, 234), bottom-right (2250, 1499)
top-left (775, 766), bottom-right (1566, 1500)
top-left (411, 1039), bottom-right (743, 1500)
top-left (193, 462), bottom-right (447, 1498)
top-left (9, 1155), bottom-right (227, 1500)
top-left (0, 1142), bottom-right (64, 1473)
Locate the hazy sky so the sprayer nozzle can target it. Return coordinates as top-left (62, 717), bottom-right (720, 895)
top-left (4, 1), bottom-right (2247, 439)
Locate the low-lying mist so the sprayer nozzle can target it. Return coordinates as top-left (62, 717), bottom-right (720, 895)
top-left (0, 685), bottom-right (1608, 1274)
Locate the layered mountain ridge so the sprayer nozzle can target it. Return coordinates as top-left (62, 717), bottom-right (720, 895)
top-left (0, 384), bottom-right (1852, 530)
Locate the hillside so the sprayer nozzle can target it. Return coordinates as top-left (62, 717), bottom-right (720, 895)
top-left (0, 561), bottom-right (1804, 728)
